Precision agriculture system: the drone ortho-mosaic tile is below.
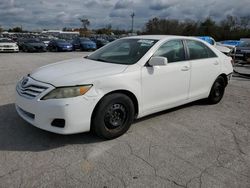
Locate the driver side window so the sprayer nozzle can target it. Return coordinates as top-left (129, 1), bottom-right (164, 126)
top-left (153, 40), bottom-right (185, 63)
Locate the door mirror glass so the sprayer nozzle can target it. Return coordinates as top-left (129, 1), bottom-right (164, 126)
top-left (148, 56), bottom-right (168, 66)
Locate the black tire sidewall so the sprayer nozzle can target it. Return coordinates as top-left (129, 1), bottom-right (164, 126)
top-left (92, 94), bottom-right (135, 139)
top-left (208, 76), bottom-right (225, 104)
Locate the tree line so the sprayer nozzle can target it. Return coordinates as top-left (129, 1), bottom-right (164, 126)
top-left (143, 15), bottom-right (250, 41)
top-left (2, 15), bottom-right (250, 40)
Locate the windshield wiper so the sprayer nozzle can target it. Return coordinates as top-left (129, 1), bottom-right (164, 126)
top-left (95, 58), bottom-right (109, 62)
top-left (85, 57), bottom-right (120, 64)
top-left (84, 56), bottom-right (106, 61)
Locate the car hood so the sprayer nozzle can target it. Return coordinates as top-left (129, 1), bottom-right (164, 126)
top-left (81, 41), bottom-right (95, 45)
top-left (30, 58), bottom-right (128, 86)
top-left (0, 42), bottom-right (16, 46)
top-left (57, 42), bottom-right (72, 46)
top-left (26, 43), bottom-right (45, 47)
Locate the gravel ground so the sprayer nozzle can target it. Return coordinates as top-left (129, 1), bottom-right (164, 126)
top-left (0, 52), bottom-right (250, 188)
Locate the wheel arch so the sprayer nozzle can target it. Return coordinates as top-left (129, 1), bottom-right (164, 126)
top-left (218, 73), bottom-right (228, 86)
top-left (90, 89), bottom-right (139, 129)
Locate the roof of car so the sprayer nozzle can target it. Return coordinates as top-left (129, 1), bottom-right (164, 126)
top-left (125, 35), bottom-right (199, 41)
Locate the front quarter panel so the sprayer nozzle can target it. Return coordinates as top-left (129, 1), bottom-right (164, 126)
top-left (85, 64), bottom-right (142, 117)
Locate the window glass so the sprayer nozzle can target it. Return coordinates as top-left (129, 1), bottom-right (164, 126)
top-left (153, 40), bottom-right (185, 63)
top-left (86, 39), bottom-right (158, 65)
top-left (239, 41), bottom-right (250, 47)
top-left (186, 40), bottom-right (217, 60)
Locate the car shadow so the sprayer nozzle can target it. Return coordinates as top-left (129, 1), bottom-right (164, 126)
top-left (0, 100), bottom-right (209, 152)
top-left (134, 99), bottom-right (208, 123)
top-left (0, 103), bottom-right (104, 152)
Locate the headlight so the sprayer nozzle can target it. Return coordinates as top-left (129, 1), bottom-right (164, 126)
top-left (42, 85), bottom-right (92, 100)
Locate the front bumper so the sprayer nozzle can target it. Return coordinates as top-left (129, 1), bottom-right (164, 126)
top-left (0, 46), bottom-right (19, 52)
top-left (27, 46), bottom-right (46, 52)
top-left (81, 44), bottom-right (96, 51)
top-left (15, 78), bottom-right (98, 134)
top-left (58, 46), bottom-right (73, 51)
top-left (235, 53), bottom-right (250, 61)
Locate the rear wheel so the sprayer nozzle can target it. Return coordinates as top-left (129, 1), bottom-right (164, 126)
top-left (207, 76), bottom-right (226, 104)
top-left (92, 93), bottom-right (135, 139)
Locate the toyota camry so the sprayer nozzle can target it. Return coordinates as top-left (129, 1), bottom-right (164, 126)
top-left (15, 35), bottom-right (233, 139)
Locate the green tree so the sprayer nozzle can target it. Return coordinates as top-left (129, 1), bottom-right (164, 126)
top-left (79, 18), bottom-right (90, 30)
top-left (8, 27), bottom-right (23, 32)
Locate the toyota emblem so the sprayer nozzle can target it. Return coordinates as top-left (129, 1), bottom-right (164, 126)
top-left (21, 77), bottom-right (29, 87)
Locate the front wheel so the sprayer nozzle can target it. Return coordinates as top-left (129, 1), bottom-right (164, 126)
top-left (207, 76), bottom-right (226, 104)
top-left (91, 93), bottom-right (135, 139)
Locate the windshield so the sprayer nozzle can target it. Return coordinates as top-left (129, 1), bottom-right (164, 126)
top-left (55, 39), bottom-right (67, 43)
top-left (86, 38), bottom-right (158, 65)
top-left (80, 38), bottom-right (91, 42)
top-left (239, 41), bottom-right (250, 47)
top-left (0, 38), bottom-right (14, 43)
top-left (24, 39), bottom-right (42, 43)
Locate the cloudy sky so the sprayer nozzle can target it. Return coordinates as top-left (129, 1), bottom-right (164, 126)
top-left (0, 0), bottom-right (250, 31)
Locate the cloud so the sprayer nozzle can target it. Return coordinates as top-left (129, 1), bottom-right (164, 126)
top-left (0, 0), bottom-right (250, 30)
top-left (114, 0), bottom-right (133, 9)
top-left (149, 0), bottom-right (177, 11)
top-left (110, 9), bottom-right (132, 18)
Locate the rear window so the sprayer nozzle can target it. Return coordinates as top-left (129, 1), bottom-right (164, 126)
top-left (0, 38), bottom-right (14, 43)
top-left (186, 40), bottom-right (217, 60)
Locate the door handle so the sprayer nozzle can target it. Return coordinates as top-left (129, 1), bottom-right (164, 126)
top-left (181, 66), bottom-right (190, 71)
top-left (213, 61), bottom-right (219, 65)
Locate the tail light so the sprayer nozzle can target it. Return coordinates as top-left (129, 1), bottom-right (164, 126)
top-left (231, 59), bottom-right (234, 65)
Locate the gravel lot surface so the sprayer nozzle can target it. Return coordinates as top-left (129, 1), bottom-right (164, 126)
top-left (0, 52), bottom-right (250, 188)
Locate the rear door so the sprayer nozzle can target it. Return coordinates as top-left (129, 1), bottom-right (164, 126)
top-left (185, 40), bottom-right (220, 99)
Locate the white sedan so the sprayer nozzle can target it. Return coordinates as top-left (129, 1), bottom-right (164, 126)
top-left (15, 35), bottom-right (233, 139)
top-left (0, 38), bottom-right (19, 52)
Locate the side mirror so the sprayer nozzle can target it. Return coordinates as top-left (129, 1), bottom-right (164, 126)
top-left (148, 56), bottom-right (168, 66)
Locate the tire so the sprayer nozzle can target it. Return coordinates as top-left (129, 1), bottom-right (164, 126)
top-left (207, 76), bottom-right (226, 104)
top-left (22, 47), bottom-right (27, 52)
top-left (92, 93), bottom-right (135, 139)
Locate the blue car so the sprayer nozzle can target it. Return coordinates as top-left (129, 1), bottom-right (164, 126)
top-left (47, 39), bottom-right (73, 52)
top-left (72, 38), bottom-right (96, 51)
top-left (219, 40), bottom-right (241, 47)
top-left (196, 36), bottom-right (216, 45)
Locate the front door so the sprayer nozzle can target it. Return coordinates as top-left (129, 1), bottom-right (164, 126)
top-left (141, 40), bottom-right (190, 114)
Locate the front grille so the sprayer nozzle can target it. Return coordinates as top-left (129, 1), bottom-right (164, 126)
top-left (17, 82), bottom-right (48, 99)
top-left (3, 49), bottom-right (14, 51)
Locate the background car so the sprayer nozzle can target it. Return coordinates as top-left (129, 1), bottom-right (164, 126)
top-left (235, 39), bottom-right (250, 62)
top-left (0, 38), bottom-right (19, 52)
top-left (197, 36), bottom-right (232, 56)
top-left (18, 38), bottom-right (47, 52)
top-left (72, 37), bottom-right (96, 51)
top-left (93, 38), bottom-right (109, 49)
top-left (219, 40), bottom-right (241, 47)
top-left (47, 39), bottom-right (73, 52)
top-left (39, 37), bottom-right (52, 47)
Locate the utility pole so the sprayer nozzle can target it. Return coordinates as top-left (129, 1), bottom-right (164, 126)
top-left (131, 12), bottom-right (135, 33)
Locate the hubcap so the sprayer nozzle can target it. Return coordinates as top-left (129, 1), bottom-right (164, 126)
top-left (214, 82), bottom-right (223, 98)
top-left (104, 103), bottom-right (127, 129)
